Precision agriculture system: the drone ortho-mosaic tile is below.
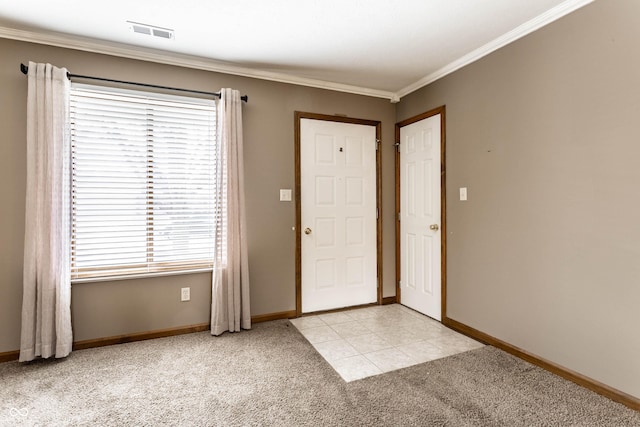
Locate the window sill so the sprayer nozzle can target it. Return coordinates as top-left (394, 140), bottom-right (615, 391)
top-left (71, 267), bottom-right (215, 284)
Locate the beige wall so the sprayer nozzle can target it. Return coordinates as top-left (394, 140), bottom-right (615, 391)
top-left (0, 38), bottom-right (396, 349)
top-left (397, 0), bottom-right (640, 399)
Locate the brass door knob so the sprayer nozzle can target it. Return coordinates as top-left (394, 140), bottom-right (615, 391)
top-left (304, 228), bottom-right (312, 235)
top-left (429, 224), bottom-right (439, 231)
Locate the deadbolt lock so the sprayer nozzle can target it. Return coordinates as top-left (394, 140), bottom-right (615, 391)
top-left (304, 228), bottom-right (312, 235)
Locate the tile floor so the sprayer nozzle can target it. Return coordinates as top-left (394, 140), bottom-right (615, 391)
top-left (290, 304), bottom-right (484, 382)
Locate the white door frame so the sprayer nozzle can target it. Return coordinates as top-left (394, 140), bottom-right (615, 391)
top-left (395, 106), bottom-right (447, 320)
top-left (295, 111), bottom-right (382, 316)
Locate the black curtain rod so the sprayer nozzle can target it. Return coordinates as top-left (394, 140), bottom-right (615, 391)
top-left (20, 63), bottom-right (248, 103)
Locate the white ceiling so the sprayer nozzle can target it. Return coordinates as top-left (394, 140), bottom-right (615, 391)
top-left (0, 0), bottom-right (593, 101)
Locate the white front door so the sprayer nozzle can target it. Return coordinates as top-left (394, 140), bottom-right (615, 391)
top-left (300, 118), bottom-right (377, 313)
top-left (399, 113), bottom-right (442, 320)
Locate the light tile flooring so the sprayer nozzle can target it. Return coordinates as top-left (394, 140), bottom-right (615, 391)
top-left (290, 304), bottom-right (484, 382)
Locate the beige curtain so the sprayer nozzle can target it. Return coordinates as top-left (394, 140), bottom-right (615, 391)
top-left (20, 62), bottom-right (73, 361)
top-left (211, 88), bottom-right (251, 336)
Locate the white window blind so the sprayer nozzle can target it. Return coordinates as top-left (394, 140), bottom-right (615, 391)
top-left (70, 83), bottom-right (221, 280)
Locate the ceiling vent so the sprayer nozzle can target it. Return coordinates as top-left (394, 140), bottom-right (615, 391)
top-left (127, 21), bottom-right (174, 40)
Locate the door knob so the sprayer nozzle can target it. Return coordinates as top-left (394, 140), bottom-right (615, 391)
top-left (429, 224), bottom-right (439, 231)
top-left (304, 228), bottom-right (312, 235)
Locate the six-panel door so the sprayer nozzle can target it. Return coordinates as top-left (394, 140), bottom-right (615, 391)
top-left (301, 119), bottom-right (377, 313)
top-left (400, 114), bottom-right (442, 320)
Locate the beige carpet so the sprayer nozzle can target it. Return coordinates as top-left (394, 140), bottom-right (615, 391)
top-left (1, 320), bottom-right (638, 426)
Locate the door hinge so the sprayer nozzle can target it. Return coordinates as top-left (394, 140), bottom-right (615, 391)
top-left (394, 141), bottom-right (400, 152)
top-left (376, 208), bottom-right (379, 219)
top-left (375, 139), bottom-right (381, 151)
top-left (397, 212), bottom-right (401, 221)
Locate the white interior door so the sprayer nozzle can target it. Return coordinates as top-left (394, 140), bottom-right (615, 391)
top-left (400, 114), bottom-right (442, 320)
top-left (301, 118), bottom-right (377, 313)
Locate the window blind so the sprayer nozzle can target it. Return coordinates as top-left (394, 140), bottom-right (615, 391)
top-left (70, 83), bottom-right (220, 280)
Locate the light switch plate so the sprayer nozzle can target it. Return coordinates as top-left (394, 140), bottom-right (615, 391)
top-left (280, 189), bottom-right (292, 201)
top-left (459, 187), bottom-right (468, 201)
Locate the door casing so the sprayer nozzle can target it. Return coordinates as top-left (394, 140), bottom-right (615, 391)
top-left (395, 106), bottom-right (447, 319)
top-left (295, 111), bottom-right (382, 316)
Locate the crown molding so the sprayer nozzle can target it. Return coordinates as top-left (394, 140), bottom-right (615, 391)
top-left (0, 26), bottom-right (396, 101)
top-left (395, 0), bottom-right (595, 99)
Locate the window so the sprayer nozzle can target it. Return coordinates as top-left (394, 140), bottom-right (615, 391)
top-left (70, 84), bottom-right (222, 280)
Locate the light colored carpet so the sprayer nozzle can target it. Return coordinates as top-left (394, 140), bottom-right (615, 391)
top-left (0, 320), bottom-right (638, 426)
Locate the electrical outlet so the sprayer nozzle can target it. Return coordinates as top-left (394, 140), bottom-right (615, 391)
top-left (181, 287), bottom-right (190, 302)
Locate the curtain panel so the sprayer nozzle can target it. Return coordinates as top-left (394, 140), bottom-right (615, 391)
top-left (211, 88), bottom-right (251, 336)
top-left (20, 62), bottom-right (73, 361)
